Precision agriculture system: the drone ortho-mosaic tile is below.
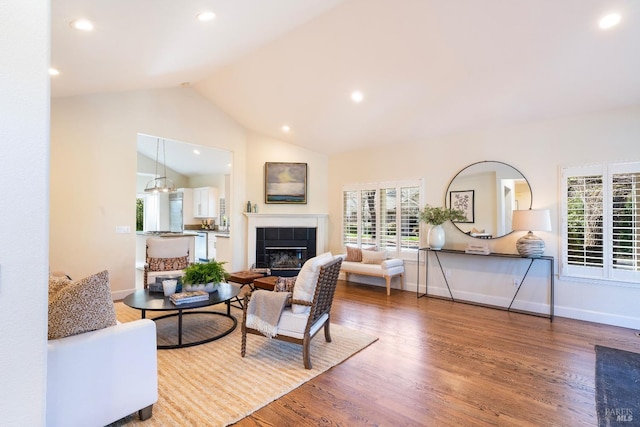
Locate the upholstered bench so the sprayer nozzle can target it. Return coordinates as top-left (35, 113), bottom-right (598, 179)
top-left (337, 250), bottom-right (405, 296)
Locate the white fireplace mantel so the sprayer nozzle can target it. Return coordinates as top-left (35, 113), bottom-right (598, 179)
top-left (244, 213), bottom-right (329, 269)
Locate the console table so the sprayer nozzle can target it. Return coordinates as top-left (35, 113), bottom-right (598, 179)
top-left (417, 248), bottom-right (554, 321)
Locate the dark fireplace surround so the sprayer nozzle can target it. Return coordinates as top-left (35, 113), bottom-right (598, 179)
top-left (255, 227), bottom-right (317, 277)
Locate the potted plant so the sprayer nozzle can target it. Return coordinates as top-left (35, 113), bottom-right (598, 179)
top-left (182, 259), bottom-right (228, 292)
top-left (419, 205), bottom-right (467, 250)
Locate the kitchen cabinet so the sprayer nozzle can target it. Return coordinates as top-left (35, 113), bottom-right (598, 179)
top-left (215, 235), bottom-right (231, 264)
top-left (178, 188), bottom-right (194, 225)
top-left (193, 186), bottom-right (219, 218)
top-left (207, 233), bottom-right (217, 260)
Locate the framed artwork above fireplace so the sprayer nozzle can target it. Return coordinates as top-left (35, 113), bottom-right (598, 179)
top-left (265, 162), bottom-right (307, 204)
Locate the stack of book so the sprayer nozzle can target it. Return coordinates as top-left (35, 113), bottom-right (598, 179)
top-left (169, 290), bottom-right (210, 305)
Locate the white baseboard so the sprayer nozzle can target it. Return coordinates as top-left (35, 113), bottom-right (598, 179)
top-left (338, 274), bottom-right (640, 329)
top-left (554, 306), bottom-right (640, 330)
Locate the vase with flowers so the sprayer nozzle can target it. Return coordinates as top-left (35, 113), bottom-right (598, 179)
top-left (419, 205), bottom-right (467, 250)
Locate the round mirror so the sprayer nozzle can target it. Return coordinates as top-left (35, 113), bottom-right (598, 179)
top-left (445, 161), bottom-right (532, 239)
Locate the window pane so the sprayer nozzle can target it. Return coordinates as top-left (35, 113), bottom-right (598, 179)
top-left (401, 186), bottom-right (420, 250)
top-left (136, 198), bottom-right (144, 231)
top-left (343, 190), bottom-right (358, 246)
top-left (379, 188), bottom-right (396, 251)
top-left (612, 172), bottom-right (640, 272)
top-left (567, 175), bottom-right (604, 268)
top-left (361, 189), bottom-right (377, 245)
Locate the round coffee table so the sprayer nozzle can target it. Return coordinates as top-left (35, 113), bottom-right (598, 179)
top-left (123, 282), bottom-right (240, 349)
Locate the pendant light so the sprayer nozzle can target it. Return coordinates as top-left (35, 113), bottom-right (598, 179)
top-left (144, 138), bottom-right (176, 193)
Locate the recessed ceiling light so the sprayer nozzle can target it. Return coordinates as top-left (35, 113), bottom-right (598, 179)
top-left (281, 125), bottom-right (291, 133)
top-left (351, 90), bottom-right (364, 103)
top-left (70, 18), bottom-right (94, 31)
top-left (193, 149), bottom-right (200, 155)
top-left (49, 68), bottom-right (60, 76)
top-left (599, 12), bottom-right (621, 30)
top-left (197, 11), bottom-right (216, 22)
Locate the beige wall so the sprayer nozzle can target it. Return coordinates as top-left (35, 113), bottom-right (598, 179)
top-left (50, 88), bottom-right (248, 298)
top-left (328, 105), bottom-right (640, 328)
top-left (50, 88), bottom-right (332, 299)
top-left (0, 0), bottom-right (49, 424)
top-left (244, 131), bottom-right (329, 214)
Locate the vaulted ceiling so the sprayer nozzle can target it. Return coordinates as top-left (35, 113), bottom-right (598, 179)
top-left (52, 0), bottom-right (640, 155)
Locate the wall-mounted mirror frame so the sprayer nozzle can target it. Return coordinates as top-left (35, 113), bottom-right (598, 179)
top-left (445, 161), bottom-right (532, 239)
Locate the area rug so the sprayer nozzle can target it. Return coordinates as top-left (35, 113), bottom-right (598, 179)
top-left (110, 302), bottom-right (377, 426)
top-left (595, 345), bottom-right (640, 427)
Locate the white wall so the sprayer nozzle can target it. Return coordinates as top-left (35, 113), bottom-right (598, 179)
top-left (50, 88), bottom-right (248, 297)
top-left (329, 105), bottom-right (640, 328)
top-left (0, 1), bottom-right (49, 424)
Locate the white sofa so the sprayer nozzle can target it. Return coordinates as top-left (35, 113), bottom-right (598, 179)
top-left (338, 254), bottom-right (405, 295)
top-left (46, 319), bottom-right (158, 427)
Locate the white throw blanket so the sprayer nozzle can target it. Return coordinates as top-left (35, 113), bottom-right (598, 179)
top-left (246, 290), bottom-right (290, 338)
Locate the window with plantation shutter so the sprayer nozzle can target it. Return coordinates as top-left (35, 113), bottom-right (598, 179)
top-left (562, 162), bottom-right (640, 284)
top-left (400, 186), bottom-right (421, 250)
top-left (612, 168), bottom-right (640, 278)
top-left (342, 180), bottom-right (422, 258)
top-left (379, 188), bottom-right (396, 251)
top-left (361, 189), bottom-right (377, 246)
top-left (566, 174), bottom-right (604, 270)
top-left (343, 190), bottom-right (358, 247)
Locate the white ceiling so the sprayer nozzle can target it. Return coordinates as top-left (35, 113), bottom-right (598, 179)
top-left (52, 0), bottom-right (640, 159)
top-left (137, 134), bottom-right (231, 176)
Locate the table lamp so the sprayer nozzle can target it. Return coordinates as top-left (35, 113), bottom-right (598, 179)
top-left (511, 209), bottom-right (552, 258)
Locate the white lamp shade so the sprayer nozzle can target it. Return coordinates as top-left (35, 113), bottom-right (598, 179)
top-left (512, 209), bottom-right (552, 232)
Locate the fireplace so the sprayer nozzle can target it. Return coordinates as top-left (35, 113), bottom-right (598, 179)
top-left (245, 213), bottom-right (328, 273)
top-left (266, 246), bottom-right (307, 271)
top-left (256, 227), bottom-right (316, 276)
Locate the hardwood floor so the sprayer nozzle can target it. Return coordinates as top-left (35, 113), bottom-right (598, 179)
top-left (233, 280), bottom-right (639, 426)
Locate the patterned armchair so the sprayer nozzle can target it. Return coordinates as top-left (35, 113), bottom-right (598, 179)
top-left (143, 237), bottom-right (191, 289)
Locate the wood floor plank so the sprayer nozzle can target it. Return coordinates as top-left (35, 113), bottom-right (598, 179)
top-left (232, 280), bottom-right (640, 426)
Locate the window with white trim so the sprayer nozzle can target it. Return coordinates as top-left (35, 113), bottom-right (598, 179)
top-left (342, 180), bottom-right (422, 257)
top-left (562, 162), bottom-right (640, 283)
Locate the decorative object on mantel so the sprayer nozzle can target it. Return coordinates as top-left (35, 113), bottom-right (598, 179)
top-left (182, 259), bottom-right (228, 292)
top-left (265, 162), bottom-right (307, 204)
top-left (144, 138), bottom-right (176, 193)
top-left (512, 209), bottom-right (552, 258)
top-left (419, 205), bottom-right (467, 250)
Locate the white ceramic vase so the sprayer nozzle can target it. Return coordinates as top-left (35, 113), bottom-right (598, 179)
top-left (162, 279), bottom-right (178, 296)
top-left (428, 224), bottom-right (446, 250)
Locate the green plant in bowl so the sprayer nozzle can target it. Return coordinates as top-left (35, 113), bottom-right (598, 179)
top-left (182, 259), bottom-right (228, 292)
